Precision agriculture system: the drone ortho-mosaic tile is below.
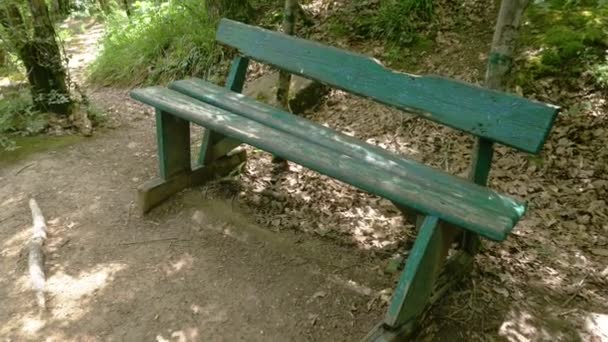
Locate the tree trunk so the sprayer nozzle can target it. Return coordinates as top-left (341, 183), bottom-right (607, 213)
top-left (485, 0), bottom-right (530, 90)
top-left (276, 0), bottom-right (297, 109)
top-left (271, 0), bottom-right (298, 164)
top-left (465, 0), bottom-right (530, 253)
top-left (26, 0), bottom-right (72, 115)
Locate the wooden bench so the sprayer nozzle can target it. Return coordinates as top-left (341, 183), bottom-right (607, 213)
top-left (131, 19), bottom-right (559, 341)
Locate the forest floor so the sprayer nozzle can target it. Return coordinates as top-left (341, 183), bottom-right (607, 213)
top-left (1, 2), bottom-right (608, 341)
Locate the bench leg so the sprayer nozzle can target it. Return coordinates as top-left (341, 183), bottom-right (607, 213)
top-left (138, 152), bottom-right (246, 213)
top-left (138, 110), bottom-right (246, 213)
top-left (364, 215), bottom-right (469, 341)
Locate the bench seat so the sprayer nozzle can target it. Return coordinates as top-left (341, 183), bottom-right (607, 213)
top-left (131, 86), bottom-right (526, 242)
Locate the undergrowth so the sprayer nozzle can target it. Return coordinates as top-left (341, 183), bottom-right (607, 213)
top-left (0, 89), bottom-right (43, 150)
top-left (330, 0), bottom-right (435, 46)
top-left (88, 0), bottom-right (221, 86)
top-left (514, 0), bottom-right (608, 91)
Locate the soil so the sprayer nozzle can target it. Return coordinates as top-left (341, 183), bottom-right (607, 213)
top-left (2, 3), bottom-right (608, 342)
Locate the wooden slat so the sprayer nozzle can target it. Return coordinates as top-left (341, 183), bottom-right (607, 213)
top-left (216, 19), bottom-right (559, 154)
top-left (169, 79), bottom-right (521, 219)
top-left (155, 109), bottom-right (190, 179)
top-left (131, 87), bottom-right (526, 241)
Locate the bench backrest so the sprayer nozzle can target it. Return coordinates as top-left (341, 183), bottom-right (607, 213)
top-left (216, 19), bottom-right (559, 154)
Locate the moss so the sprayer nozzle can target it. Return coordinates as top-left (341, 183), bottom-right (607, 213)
top-left (0, 135), bottom-right (82, 165)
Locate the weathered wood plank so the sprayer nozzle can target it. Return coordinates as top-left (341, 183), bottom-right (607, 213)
top-left (156, 109), bottom-right (190, 179)
top-left (169, 79), bottom-right (522, 219)
top-left (216, 19), bottom-right (559, 154)
top-left (131, 87), bottom-right (526, 241)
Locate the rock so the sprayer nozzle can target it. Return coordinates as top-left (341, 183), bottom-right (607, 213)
top-left (192, 210), bottom-right (206, 225)
top-left (243, 72), bottom-right (328, 114)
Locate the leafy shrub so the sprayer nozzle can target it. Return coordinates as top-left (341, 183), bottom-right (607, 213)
top-left (331, 0), bottom-right (435, 46)
top-left (514, 0), bottom-right (608, 89)
top-left (0, 88), bottom-right (47, 150)
top-left (591, 62), bottom-right (608, 88)
top-left (89, 0), bottom-right (221, 86)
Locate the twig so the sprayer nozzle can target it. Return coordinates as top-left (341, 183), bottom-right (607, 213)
top-left (119, 237), bottom-right (185, 246)
top-left (28, 198), bottom-right (47, 310)
top-left (15, 162), bottom-right (36, 176)
top-left (124, 202), bottom-right (133, 227)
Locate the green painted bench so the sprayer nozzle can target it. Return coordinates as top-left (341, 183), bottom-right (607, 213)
top-left (131, 19), bottom-right (559, 341)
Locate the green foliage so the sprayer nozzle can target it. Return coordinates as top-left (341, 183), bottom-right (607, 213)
top-left (330, 0), bottom-right (435, 46)
top-left (591, 61), bottom-right (608, 88)
top-left (515, 0), bottom-right (608, 90)
top-left (89, 0), bottom-right (221, 86)
top-left (0, 88), bottom-right (48, 150)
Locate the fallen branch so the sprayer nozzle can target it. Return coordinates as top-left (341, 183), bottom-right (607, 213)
top-left (119, 237), bottom-right (184, 246)
top-left (28, 198), bottom-right (47, 310)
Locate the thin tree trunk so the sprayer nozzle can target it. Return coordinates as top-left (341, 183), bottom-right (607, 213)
top-left (465, 0), bottom-right (530, 253)
top-left (272, 0), bottom-right (298, 164)
top-left (276, 0), bottom-right (297, 109)
top-left (485, 0), bottom-right (530, 90)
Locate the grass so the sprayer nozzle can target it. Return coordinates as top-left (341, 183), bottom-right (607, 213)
top-left (0, 135), bottom-right (82, 165)
top-left (513, 0), bottom-right (608, 91)
top-left (88, 0), bottom-right (222, 86)
top-left (0, 88), bottom-right (45, 150)
top-left (329, 0), bottom-right (435, 46)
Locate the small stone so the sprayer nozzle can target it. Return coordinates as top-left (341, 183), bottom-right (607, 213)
top-left (192, 210), bottom-right (205, 225)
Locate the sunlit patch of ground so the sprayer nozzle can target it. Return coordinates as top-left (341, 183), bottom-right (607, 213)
top-left (0, 262), bottom-right (125, 337)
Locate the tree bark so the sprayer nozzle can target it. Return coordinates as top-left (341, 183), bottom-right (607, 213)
top-left (272, 0), bottom-right (298, 164)
top-left (26, 0), bottom-right (72, 115)
top-left (0, 1), bottom-right (74, 115)
top-left (276, 0), bottom-right (297, 109)
top-left (485, 0), bottom-right (530, 90)
top-left (465, 0), bottom-right (530, 253)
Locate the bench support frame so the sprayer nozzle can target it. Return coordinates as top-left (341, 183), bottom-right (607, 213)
top-left (138, 57), bottom-right (250, 213)
top-left (366, 139), bottom-right (494, 341)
